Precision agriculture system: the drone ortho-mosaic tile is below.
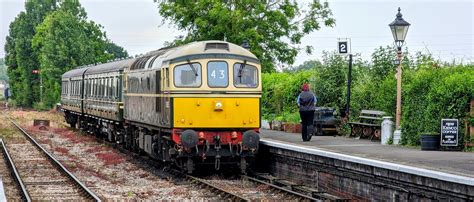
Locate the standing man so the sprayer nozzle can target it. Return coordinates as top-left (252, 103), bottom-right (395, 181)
top-left (297, 83), bottom-right (317, 141)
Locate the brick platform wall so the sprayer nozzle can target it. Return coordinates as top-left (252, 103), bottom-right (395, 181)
top-left (254, 145), bottom-right (474, 201)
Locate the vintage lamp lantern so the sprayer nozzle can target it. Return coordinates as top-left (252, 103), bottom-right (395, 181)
top-left (389, 7), bottom-right (410, 51)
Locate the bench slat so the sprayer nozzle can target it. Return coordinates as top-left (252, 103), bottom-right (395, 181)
top-left (348, 122), bottom-right (379, 127)
top-left (359, 116), bottom-right (383, 120)
top-left (360, 109), bottom-right (385, 116)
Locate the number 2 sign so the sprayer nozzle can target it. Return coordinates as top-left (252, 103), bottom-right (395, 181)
top-left (338, 41), bottom-right (348, 54)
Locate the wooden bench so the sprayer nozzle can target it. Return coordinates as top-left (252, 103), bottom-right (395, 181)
top-left (348, 110), bottom-right (386, 140)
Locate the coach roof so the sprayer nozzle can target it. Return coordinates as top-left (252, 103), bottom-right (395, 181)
top-left (85, 58), bottom-right (136, 75)
top-left (62, 66), bottom-right (89, 79)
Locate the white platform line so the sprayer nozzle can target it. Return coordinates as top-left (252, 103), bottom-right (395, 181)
top-left (260, 139), bottom-right (474, 186)
top-left (0, 177), bottom-right (6, 202)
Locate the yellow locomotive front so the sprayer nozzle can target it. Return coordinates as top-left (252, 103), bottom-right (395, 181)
top-left (167, 41), bottom-right (261, 172)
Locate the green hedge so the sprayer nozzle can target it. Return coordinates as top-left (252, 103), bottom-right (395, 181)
top-left (262, 71), bottom-right (312, 122)
top-left (401, 66), bottom-right (474, 146)
top-left (262, 49), bottom-right (473, 148)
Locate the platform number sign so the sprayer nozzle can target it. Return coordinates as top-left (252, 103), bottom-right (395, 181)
top-left (338, 41), bottom-right (348, 54)
top-left (440, 119), bottom-right (458, 146)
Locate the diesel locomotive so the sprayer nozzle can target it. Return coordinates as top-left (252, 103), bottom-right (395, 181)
top-left (61, 40), bottom-right (261, 173)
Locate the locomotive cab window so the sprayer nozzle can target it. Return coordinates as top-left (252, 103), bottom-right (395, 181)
top-left (207, 61), bottom-right (228, 87)
top-left (174, 63), bottom-right (202, 87)
top-left (233, 63), bottom-right (258, 88)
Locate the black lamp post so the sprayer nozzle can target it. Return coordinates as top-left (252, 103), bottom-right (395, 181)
top-left (389, 7), bottom-right (410, 138)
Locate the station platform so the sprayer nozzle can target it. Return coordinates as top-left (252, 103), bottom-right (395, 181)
top-left (259, 129), bottom-right (474, 179)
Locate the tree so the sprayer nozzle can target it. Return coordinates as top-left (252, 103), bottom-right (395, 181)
top-left (0, 58), bottom-right (8, 81)
top-left (32, 0), bottom-right (113, 107)
top-left (283, 60), bottom-right (324, 72)
top-left (105, 41), bottom-right (129, 59)
top-left (155, 0), bottom-right (335, 72)
top-left (4, 0), bottom-right (58, 106)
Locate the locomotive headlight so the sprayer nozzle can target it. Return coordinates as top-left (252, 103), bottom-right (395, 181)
top-left (214, 101), bottom-right (223, 111)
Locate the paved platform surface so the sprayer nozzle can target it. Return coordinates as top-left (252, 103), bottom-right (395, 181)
top-left (260, 129), bottom-right (474, 178)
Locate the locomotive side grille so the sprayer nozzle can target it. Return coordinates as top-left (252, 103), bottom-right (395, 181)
top-left (130, 55), bottom-right (152, 70)
top-left (205, 43), bottom-right (229, 51)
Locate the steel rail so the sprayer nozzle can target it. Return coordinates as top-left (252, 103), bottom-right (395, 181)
top-left (101, 138), bottom-right (249, 201)
top-left (4, 114), bottom-right (101, 202)
top-left (186, 174), bottom-right (249, 201)
top-left (0, 139), bottom-right (31, 201)
top-left (241, 174), bottom-right (319, 201)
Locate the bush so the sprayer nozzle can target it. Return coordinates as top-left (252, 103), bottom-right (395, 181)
top-left (33, 102), bottom-right (50, 111)
top-left (262, 70), bottom-right (312, 122)
top-left (7, 99), bottom-right (17, 108)
top-left (401, 66), bottom-right (474, 146)
top-left (263, 48), bottom-right (473, 148)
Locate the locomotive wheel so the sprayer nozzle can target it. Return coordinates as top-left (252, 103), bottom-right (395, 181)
top-left (362, 127), bottom-right (373, 137)
top-left (374, 129), bottom-right (381, 138)
top-left (353, 126), bottom-right (362, 136)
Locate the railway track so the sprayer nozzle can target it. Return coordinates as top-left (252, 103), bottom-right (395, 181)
top-left (91, 131), bottom-right (338, 201)
top-left (112, 143), bottom-right (326, 201)
top-left (0, 113), bottom-right (101, 201)
top-left (0, 139), bottom-right (29, 201)
top-left (1, 108), bottom-right (337, 201)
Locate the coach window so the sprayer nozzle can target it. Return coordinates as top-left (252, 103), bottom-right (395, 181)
top-left (207, 61), bottom-right (228, 87)
top-left (91, 79), bottom-right (95, 98)
top-left (165, 68), bottom-right (169, 88)
top-left (109, 78), bottom-right (113, 98)
top-left (72, 81), bottom-right (76, 96)
top-left (233, 63), bottom-right (258, 88)
top-left (111, 77), bottom-right (115, 99)
top-left (104, 78), bottom-right (109, 98)
top-left (174, 63), bottom-right (202, 87)
top-left (95, 79), bottom-right (98, 98)
top-left (101, 79), bottom-right (105, 99)
top-left (93, 79), bottom-right (97, 98)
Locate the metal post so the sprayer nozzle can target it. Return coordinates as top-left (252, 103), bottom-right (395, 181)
top-left (395, 49), bottom-right (402, 129)
top-left (345, 54), bottom-right (353, 117)
top-left (40, 74), bottom-right (43, 103)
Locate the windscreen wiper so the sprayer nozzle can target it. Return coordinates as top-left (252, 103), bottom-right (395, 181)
top-left (187, 59), bottom-right (198, 77)
top-left (238, 60), bottom-right (247, 83)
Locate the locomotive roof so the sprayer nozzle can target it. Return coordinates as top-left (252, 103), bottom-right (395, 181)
top-left (160, 40), bottom-right (259, 64)
top-left (62, 40), bottom-right (259, 77)
top-left (85, 58), bottom-right (135, 75)
top-left (62, 66), bottom-right (89, 79)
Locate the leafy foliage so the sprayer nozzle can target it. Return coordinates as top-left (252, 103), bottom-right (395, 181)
top-left (263, 46), bottom-right (474, 149)
top-left (5, 0), bottom-right (127, 108)
top-left (155, 0), bottom-right (335, 72)
top-left (401, 66), bottom-right (474, 146)
top-left (0, 58), bottom-right (8, 81)
top-left (4, 0), bottom-right (58, 106)
top-left (262, 71), bottom-right (312, 122)
top-left (105, 41), bottom-right (129, 59)
top-left (32, 0), bottom-right (114, 108)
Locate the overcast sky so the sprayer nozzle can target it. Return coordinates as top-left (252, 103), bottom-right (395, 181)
top-left (1, 0), bottom-right (473, 66)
